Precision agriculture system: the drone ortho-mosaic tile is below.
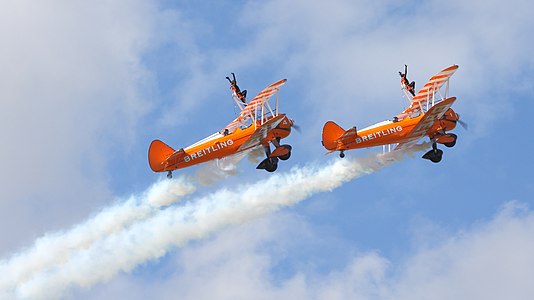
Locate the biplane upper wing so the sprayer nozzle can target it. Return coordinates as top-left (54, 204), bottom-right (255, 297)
top-left (395, 97), bottom-right (457, 151)
top-left (237, 114), bottom-right (286, 151)
top-left (241, 79), bottom-right (287, 118)
top-left (223, 79), bottom-right (287, 133)
top-left (398, 65), bottom-right (458, 119)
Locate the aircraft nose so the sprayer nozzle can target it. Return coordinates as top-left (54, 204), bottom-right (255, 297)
top-left (289, 118), bottom-right (301, 133)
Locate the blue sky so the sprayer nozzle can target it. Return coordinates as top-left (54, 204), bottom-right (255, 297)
top-left (1, 0), bottom-right (533, 299)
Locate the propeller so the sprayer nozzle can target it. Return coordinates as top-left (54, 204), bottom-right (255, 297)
top-left (456, 113), bottom-right (468, 130)
top-left (289, 118), bottom-right (301, 133)
top-left (458, 119), bottom-right (468, 130)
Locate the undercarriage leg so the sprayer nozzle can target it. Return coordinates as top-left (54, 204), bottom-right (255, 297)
top-left (256, 144), bottom-right (279, 172)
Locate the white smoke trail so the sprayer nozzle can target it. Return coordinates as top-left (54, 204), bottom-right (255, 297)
top-left (247, 146), bottom-right (265, 164)
top-left (0, 176), bottom-right (195, 298)
top-left (146, 176), bottom-right (196, 207)
top-left (194, 160), bottom-right (239, 185)
top-left (194, 146), bottom-right (261, 185)
top-left (3, 146), bottom-right (427, 299)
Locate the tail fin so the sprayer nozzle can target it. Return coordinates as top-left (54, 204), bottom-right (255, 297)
top-left (322, 121), bottom-right (346, 150)
top-left (148, 140), bottom-right (175, 172)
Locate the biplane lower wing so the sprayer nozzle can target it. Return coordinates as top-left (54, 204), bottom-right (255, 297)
top-left (395, 97), bottom-right (456, 151)
top-left (237, 114), bottom-right (286, 151)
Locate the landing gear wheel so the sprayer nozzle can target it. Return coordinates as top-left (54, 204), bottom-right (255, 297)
top-left (265, 157), bottom-right (278, 172)
top-left (422, 148), bottom-right (443, 163)
top-left (339, 151), bottom-right (345, 158)
top-left (429, 149), bottom-right (443, 163)
top-left (167, 171), bottom-right (173, 179)
top-left (265, 163), bottom-right (278, 172)
top-left (257, 156), bottom-right (279, 172)
top-left (444, 133), bottom-right (457, 148)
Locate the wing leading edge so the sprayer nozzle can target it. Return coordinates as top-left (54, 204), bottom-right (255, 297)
top-left (395, 97), bottom-right (457, 151)
top-left (237, 114), bottom-right (286, 151)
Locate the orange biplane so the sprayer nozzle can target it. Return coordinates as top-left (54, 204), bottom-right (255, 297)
top-left (149, 77), bottom-right (295, 178)
top-left (322, 65), bottom-right (464, 163)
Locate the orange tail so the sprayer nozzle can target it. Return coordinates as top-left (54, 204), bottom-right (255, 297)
top-left (148, 140), bottom-right (175, 172)
top-left (321, 121), bottom-right (345, 150)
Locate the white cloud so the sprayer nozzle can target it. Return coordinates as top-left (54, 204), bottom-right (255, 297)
top-left (391, 201), bottom-right (534, 300)
top-left (0, 1), bottom-right (163, 253)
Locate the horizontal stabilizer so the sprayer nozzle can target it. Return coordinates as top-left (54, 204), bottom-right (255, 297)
top-left (339, 127), bottom-right (357, 145)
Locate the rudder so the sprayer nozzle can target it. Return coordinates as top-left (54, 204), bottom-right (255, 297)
top-left (148, 140), bottom-right (175, 172)
top-left (321, 121), bottom-right (345, 150)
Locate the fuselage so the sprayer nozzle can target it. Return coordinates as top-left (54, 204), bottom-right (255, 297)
top-left (339, 107), bottom-right (458, 151)
top-left (169, 114), bottom-right (292, 170)
top-left (340, 115), bottom-right (423, 150)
